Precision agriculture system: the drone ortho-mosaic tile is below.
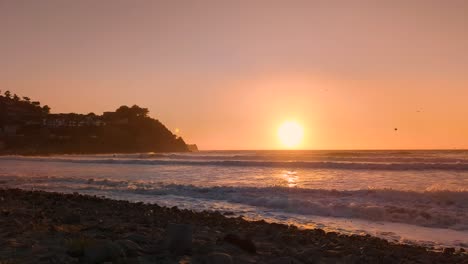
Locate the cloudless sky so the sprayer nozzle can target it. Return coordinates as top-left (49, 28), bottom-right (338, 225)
top-left (1, 0), bottom-right (467, 149)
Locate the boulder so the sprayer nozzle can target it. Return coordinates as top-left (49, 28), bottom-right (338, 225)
top-left (165, 223), bottom-right (193, 255)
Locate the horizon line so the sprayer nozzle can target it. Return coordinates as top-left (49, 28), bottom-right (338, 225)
top-left (195, 148), bottom-right (468, 151)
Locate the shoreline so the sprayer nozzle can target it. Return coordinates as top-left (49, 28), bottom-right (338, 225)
top-left (0, 188), bottom-right (466, 263)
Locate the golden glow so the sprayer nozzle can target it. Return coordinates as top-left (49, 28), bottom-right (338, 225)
top-left (284, 171), bottom-right (298, 188)
top-left (277, 121), bottom-right (304, 148)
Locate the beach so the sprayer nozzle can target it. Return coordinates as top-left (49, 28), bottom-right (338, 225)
top-left (1, 188), bottom-right (466, 264)
top-left (1, 151), bottom-right (468, 250)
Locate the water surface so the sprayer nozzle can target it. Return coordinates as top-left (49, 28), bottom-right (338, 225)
top-left (1, 150), bottom-right (467, 249)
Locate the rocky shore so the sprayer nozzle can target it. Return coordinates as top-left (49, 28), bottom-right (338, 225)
top-left (0, 188), bottom-right (466, 264)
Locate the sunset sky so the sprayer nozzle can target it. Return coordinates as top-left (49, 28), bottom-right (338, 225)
top-left (1, 1), bottom-right (467, 150)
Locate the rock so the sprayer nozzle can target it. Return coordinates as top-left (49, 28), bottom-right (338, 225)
top-left (39, 253), bottom-right (78, 264)
top-left (179, 256), bottom-right (192, 264)
top-left (124, 233), bottom-right (148, 244)
top-left (270, 256), bottom-right (304, 264)
top-left (203, 252), bottom-right (233, 264)
top-left (323, 249), bottom-right (343, 257)
top-left (192, 240), bottom-right (214, 255)
top-left (1, 209), bottom-right (10, 216)
top-left (116, 239), bottom-right (142, 257)
top-left (63, 213), bottom-right (81, 225)
top-left (165, 223), bottom-right (193, 255)
top-left (223, 234), bottom-right (256, 254)
top-left (233, 256), bottom-right (257, 264)
top-left (138, 255), bottom-right (162, 264)
top-left (297, 248), bottom-right (321, 263)
top-left (443, 247), bottom-right (455, 255)
top-left (61, 211), bottom-right (81, 224)
top-left (66, 243), bottom-right (84, 258)
top-left (83, 240), bottom-right (126, 264)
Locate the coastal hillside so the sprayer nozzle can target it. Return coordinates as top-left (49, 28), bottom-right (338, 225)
top-left (0, 90), bottom-right (188, 154)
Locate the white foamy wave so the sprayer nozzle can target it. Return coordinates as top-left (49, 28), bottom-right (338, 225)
top-left (3, 175), bottom-right (467, 230)
top-left (2, 155), bottom-right (468, 171)
top-left (127, 186), bottom-right (468, 230)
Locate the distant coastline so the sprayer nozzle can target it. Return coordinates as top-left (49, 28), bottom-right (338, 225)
top-left (0, 90), bottom-right (190, 154)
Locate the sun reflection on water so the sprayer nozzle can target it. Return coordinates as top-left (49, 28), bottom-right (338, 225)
top-left (283, 170), bottom-right (299, 188)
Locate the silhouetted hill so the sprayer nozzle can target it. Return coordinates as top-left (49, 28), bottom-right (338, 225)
top-left (0, 90), bottom-right (188, 154)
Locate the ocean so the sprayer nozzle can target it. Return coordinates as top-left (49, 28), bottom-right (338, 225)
top-left (1, 150), bottom-right (467, 249)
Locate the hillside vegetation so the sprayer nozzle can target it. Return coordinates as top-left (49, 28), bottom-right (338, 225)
top-left (0, 90), bottom-right (188, 154)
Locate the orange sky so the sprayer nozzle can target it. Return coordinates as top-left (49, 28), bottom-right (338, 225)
top-left (1, 1), bottom-right (467, 150)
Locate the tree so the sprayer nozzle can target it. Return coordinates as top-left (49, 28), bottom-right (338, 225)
top-left (22, 96), bottom-right (31, 103)
top-left (116, 105), bottom-right (130, 114)
top-left (13, 94), bottom-right (20, 101)
top-left (115, 105), bottom-right (149, 118)
top-left (4, 90), bottom-right (11, 98)
top-left (131, 105), bottom-right (149, 117)
top-left (42, 105), bottom-right (51, 114)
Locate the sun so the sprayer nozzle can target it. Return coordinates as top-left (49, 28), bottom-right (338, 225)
top-left (277, 121), bottom-right (304, 148)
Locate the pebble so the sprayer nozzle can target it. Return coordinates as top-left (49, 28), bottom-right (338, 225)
top-left (0, 189), bottom-right (466, 264)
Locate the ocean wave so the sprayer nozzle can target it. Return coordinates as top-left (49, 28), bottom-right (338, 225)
top-left (2, 156), bottom-right (468, 171)
top-left (2, 175), bottom-right (467, 230)
top-left (69, 184), bottom-right (468, 230)
top-left (140, 153), bottom-right (468, 164)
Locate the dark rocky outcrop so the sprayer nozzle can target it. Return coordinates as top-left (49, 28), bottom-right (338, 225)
top-left (0, 91), bottom-right (189, 154)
